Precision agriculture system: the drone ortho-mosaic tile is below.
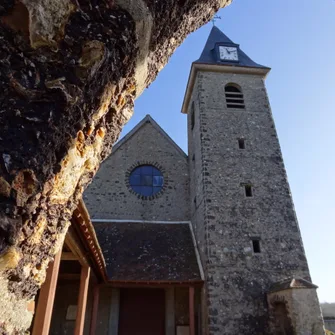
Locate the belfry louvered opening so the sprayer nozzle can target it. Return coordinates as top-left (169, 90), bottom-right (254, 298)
top-left (225, 84), bottom-right (245, 109)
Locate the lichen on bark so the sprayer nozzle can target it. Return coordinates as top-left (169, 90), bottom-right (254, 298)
top-left (0, 0), bottom-right (230, 332)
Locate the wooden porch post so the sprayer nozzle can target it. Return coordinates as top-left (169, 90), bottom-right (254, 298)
top-left (74, 266), bottom-right (91, 335)
top-left (189, 286), bottom-right (195, 335)
top-left (89, 285), bottom-right (100, 335)
top-left (32, 250), bottom-right (62, 335)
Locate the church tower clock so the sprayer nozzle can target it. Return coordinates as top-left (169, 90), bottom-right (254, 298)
top-left (182, 27), bottom-right (324, 335)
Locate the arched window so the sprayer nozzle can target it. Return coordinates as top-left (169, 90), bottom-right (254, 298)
top-left (225, 84), bottom-right (245, 109)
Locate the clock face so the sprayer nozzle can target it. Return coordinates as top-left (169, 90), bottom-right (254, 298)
top-left (219, 46), bottom-right (239, 61)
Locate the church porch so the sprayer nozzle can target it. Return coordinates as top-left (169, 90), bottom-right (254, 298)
top-left (90, 282), bottom-right (202, 335)
top-left (30, 201), bottom-right (106, 335)
top-left (90, 220), bottom-right (204, 335)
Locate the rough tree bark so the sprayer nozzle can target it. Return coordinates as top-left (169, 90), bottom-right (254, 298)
top-left (0, 0), bottom-right (230, 332)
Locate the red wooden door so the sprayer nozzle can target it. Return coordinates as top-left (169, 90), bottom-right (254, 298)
top-left (118, 288), bottom-right (165, 335)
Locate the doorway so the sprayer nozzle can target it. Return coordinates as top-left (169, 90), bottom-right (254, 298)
top-left (118, 288), bottom-right (165, 335)
top-left (273, 302), bottom-right (294, 335)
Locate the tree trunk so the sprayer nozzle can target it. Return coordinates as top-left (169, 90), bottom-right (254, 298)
top-left (0, 0), bottom-right (230, 332)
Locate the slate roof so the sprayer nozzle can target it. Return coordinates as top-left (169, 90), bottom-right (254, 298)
top-left (195, 26), bottom-right (268, 69)
top-left (269, 277), bottom-right (318, 293)
top-left (94, 222), bottom-right (202, 282)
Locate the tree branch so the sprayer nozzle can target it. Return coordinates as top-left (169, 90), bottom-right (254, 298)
top-left (0, 0), bottom-right (230, 332)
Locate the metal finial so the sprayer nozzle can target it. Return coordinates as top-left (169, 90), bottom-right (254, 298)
top-left (211, 15), bottom-right (221, 26)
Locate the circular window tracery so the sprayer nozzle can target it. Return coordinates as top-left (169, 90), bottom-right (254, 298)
top-left (129, 165), bottom-right (164, 197)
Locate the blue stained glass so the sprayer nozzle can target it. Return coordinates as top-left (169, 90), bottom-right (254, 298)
top-left (141, 175), bottom-right (153, 186)
top-left (141, 165), bottom-right (153, 175)
top-left (132, 167), bottom-right (142, 175)
top-left (141, 186), bottom-right (153, 196)
top-left (132, 186), bottom-right (141, 194)
top-left (129, 165), bottom-right (164, 196)
top-left (152, 167), bottom-right (162, 176)
top-left (129, 174), bottom-right (141, 186)
top-left (153, 176), bottom-right (163, 187)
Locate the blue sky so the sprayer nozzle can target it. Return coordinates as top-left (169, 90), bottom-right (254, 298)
top-left (120, 0), bottom-right (335, 302)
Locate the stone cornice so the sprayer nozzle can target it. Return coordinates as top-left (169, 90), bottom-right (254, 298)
top-left (181, 62), bottom-right (271, 114)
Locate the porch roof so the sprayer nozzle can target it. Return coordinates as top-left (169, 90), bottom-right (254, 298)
top-left (94, 222), bottom-right (202, 283)
top-left (269, 277), bottom-right (318, 293)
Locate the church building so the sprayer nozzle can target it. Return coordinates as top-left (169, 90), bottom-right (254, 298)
top-left (37, 27), bottom-right (325, 335)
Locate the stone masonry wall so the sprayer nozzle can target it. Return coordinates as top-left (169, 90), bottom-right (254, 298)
top-left (187, 76), bottom-right (210, 334)
top-left (267, 288), bottom-right (324, 335)
top-left (84, 120), bottom-right (190, 221)
top-left (188, 77), bottom-right (208, 268)
top-left (188, 70), bottom-right (320, 334)
top-left (290, 289), bottom-right (325, 335)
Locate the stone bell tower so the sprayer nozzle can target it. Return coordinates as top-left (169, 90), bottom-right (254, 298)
top-left (183, 26), bottom-right (324, 335)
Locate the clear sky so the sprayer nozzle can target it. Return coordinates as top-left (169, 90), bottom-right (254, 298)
top-left (120, 0), bottom-right (335, 302)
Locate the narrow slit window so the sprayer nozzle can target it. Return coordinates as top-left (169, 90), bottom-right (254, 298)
top-left (252, 240), bottom-right (261, 253)
top-left (225, 84), bottom-right (245, 109)
top-left (192, 154), bottom-right (195, 161)
top-left (191, 102), bottom-right (195, 130)
top-left (245, 185), bottom-right (253, 197)
top-left (238, 138), bottom-right (245, 149)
